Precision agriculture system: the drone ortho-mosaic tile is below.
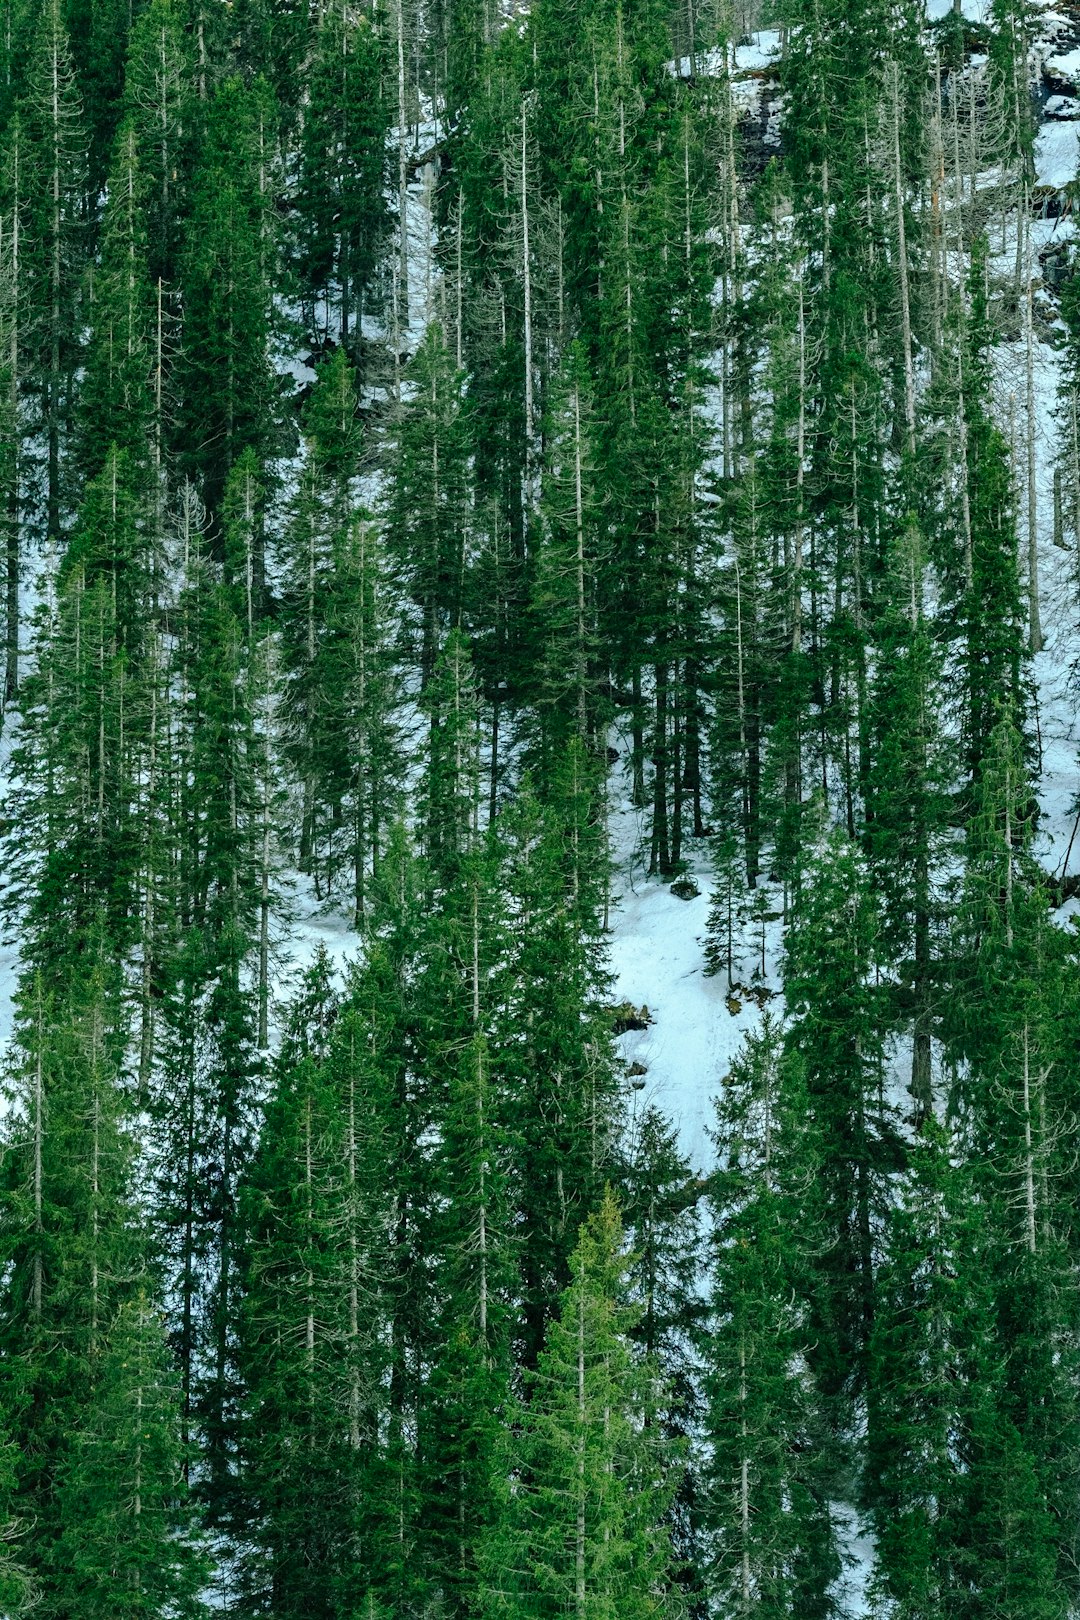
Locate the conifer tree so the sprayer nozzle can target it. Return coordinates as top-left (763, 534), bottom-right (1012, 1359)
top-left (336, 515), bottom-right (403, 930)
top-left (622, 1107), bottom-right (706, 1611)
top-left (531, 344), bottom-right (604, 758)
top-left (418, 849), bottom-right (516, 1614)
top-left (121, 0), bottom-right (195, 288)
top-left (20, 0), bottom-right (84, 541)
top-left (783, 822), bottom-right (902, 1395)
top-left (496, 776), bottom-right (619, 1364)
top-left (297, 2), bottom-right (388, 354)
top-left (54, 1293), bottom-right (208, 1620)
top-left (0, 113), bottom-right (26, 701)
top-left (702, 1019), bottom-right (841, 1619)
top-left (152, 506), bottom-right (265, 1515)
top-left (0, 1410), bottom-right (32, 1614)
top-left (866, 1114), bottom-right (1074, 1620)
top-left (4, 546), bottom-right (147, 980)
top-left (278, 349), bottom-right (386, 897)
top-left (863, 517), bottom-right (949, 1119)
top-left (480, 1193), bottom-right (677, 1620)
top-left (239, 951), bottom-right (396, 1617)
top-left (78, 121), bottom-right (155, 485)
top-left (177, 76), bottom-right (276, 528)
top-left (0, 945), bottom-right (140, 1599)
top-left (386, 322), bottom-right (472, 685)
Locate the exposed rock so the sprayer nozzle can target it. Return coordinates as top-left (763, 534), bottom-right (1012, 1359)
top-left (609, 1001), bottom-right (651, 1034)
top-left (669, 874), bottom-right (701, 900)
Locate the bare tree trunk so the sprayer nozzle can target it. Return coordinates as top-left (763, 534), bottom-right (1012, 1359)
top-left (396, 0), bottom-right (409, 325)
top-left (1022, 198), bottom-right (1043, 652)
top-left (888, 60), bottom-right (916, 458)
top-left (1021, 1022), bottom-right (1037, 1254)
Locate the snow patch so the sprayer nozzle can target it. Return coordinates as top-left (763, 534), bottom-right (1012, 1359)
top-left (1036, 118), bottom-right (1080, 187)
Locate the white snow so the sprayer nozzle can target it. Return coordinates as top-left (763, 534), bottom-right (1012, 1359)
top-left (734, 30), bottom-right (780, 72)
top-left (1046, 47), bottom-right (1080, 88)
top-left (925, 0), bottom-right (992, 20)
top-left (605, 795), bottom-right (781, 1172)
top-left (1036, 118), bottom-right (1080, 187)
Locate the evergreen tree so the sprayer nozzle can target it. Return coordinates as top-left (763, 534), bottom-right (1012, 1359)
top-left (278, 349), bottom-right (395, 901)
top-left (866, 1116), bottom-right (1073, 1620)
top-left (152, 506), bottom-right (265, 1517)
top-left (783, 821), bottom-right (903, 1396)
top-left (702, 1018), bottom-right (841, 1619)
top-left (0, 946), bottom-right (141, 1600)
top-left (177, 76), bottom-right (276, 528)
top-left (20, 0), bottom-right (85, 541)
top-left (296, 2), bottom-right (387, 355)
top-left (496, 775), bottom-right (619, 1365)
top-left (530, 344), bottom-right (604, 757)
top-left (0, 112), bottom-right (26, 701)
top-left (622, 1107), bottom-right (705, 1612)
top-left (54, 1293), bottom-right (208, 1620)
top-left (239, 951), bottom-right (396, 1617)
top-left (480, 1193), bottom-right (677, 1620)
top-left (121, 0), bottom-right (195, 288)
top-left (78, 120), bottom-right (155, 484)
top-left (385, 322), bottom-right (472, 686)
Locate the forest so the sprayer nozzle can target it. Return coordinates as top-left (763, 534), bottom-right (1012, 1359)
top-left (0, 0), bottom-right (1078, 1610)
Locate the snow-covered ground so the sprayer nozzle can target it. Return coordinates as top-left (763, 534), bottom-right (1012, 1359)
top-left (606, 798), bottom-right (775, 1173)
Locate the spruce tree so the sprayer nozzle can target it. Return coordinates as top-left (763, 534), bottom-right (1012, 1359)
top-left (622, 1107), bottom-right (706, 1611)
top-left (238, 951), bottom-right (397, 1617)
top-left (152, 505), bottom-right (265, 1517)
top-left (480, 1193), bottom-right (677, 1620)
top-left (20, 0), bottom-right (85, 541)
top-left (385, 322), bottom-right (472, 686)
top-left (78, 120), bottom-right (155, 485)
top-left (177, 76), bottom-right (276, 528)
top-left (121, 0), bottom-right (194, 288)
top-left (783, 822), bottom-right (903, 1396)
top-left (0, 945), bottom-right (141, 1601)
top-left (496, 775), bottom-right (619, 1364)
top-left (702, 1018), bottom-right (841, 1619)
top-left (296, 2), bottom-right (387, 355)
top-left (54, 1293), bottom-right (208, 1620)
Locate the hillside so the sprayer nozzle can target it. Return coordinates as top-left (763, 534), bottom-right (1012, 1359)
top-left (0, 0), bottom-right (1077, 1614)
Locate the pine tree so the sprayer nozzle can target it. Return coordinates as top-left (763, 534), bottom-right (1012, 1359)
top-left (702, 1018), bottom-right (841, 1619)
top-left (783, 822), bottom-right (903, 1397)
top-left (177, 75), bottom-right (276, 528)
top-left (385, 322), bottom-right (472, 686)
top-left (296, 1), bottom-right (388, 355)
top-left (54, 1293), bottom-right (208, 1620)
top-left (0, 945), bottom-right (141, 1600)
top-left (238, 950), bottom-right (397, 1617)
top-left (480, 1193), bottom-right (677, 1620)
top-left (20, 0), bottom-right (85, 541)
